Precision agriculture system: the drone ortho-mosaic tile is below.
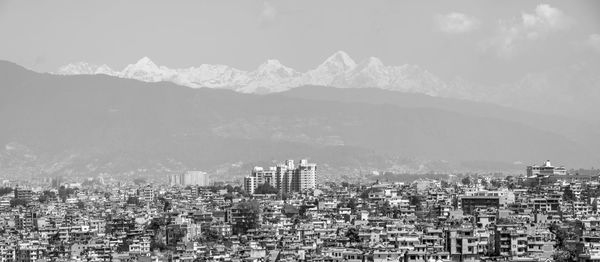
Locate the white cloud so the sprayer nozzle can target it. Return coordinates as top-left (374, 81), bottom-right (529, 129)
top-left (435, 12), bottom-right (480, 34)
top-left (259, 1), bottom-right (278, 25)
top-left (484, 4), bottom-right (572, 59)
top-left (586, 34), bottom-right (600, 53)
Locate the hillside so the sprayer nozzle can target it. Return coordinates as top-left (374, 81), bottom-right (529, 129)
top-left (0, 61), bottom-right (597, 179)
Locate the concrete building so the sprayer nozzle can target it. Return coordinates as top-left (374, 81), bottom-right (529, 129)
top-left (494, 224), bottom-right (528, 257)
top-left (461, 196), bottom-right (500, 215)
top-left (446, 228), bottom-right (485, 262)
top-left (244, 159), bottom-right (317, 195)
top-left (169, 171), bottom-right (209, 186)
top-left (526, 160), bottom-right (567, 177)
top-left (14, 187), bottom-right (33, 201)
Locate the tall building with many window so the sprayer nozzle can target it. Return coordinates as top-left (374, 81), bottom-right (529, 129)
top-left (244, 159), bottom-right (316, 195)
top-left (526, 160), bottom-right (567, 177)
top-left (169, 171), bottom-right (210, 186)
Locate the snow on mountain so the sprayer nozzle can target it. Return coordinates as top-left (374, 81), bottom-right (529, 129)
top-left (337, 57), bottom-right (391, 88)
top-left (238, 59), bottom-right (304, 94)
top-left (55, 51), bottom-right (452, 97)
top-left (306, 50), bottom-right (357, 86)
top-left (386, 65), bottom-right (448, 96)
top-left (120, 57), bottom-right (177, 83)
top-left (57, 62), bottom-right (118, 76)
top-left (174, 64), bottom-right (250, 89)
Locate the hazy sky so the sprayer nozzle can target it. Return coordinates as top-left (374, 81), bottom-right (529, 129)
top-left (1, 0), bottom-right (599, 84)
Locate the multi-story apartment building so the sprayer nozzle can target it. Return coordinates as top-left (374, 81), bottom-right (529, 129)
top-left (447, 228), bottom-right (483, 262)
top-left (137, 185), bottom-right (155, 202)
top-left (494, 224), bottom-right (528, 257)
top-left (244, 159), bottom-right (316, 194)
top-left (527, 160), bottom-right (567, 177)
top-left (14, 187), bottom-right (33, 201)
top-left (169, 171), bottom-right (210, 186)
top-left (461, 196), bottom-right (500, 215)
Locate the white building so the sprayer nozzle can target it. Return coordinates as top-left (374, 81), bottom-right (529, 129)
top-left (169, 171), bottom-right (209, 186)
top-left (244, 159), bottom-right (317, 194)
top-left (526, 160), bottom-right (567, 177)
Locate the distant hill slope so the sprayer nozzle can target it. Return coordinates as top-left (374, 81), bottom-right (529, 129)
top-left (0, 61), bottom-right (596, 178)
top-left (276, 85), bottom-right (600, 151)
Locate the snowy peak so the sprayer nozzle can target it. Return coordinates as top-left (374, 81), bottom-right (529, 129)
top-left (255, 59), bottom-right (299, 77)
top-left (133, 57), bottom-right (158, 69)
top-left (55, 51), bottom-right (451, 97)
top-left (323, 50), bottom-right (357, 70)
top-left (120, 57), bottom-right (177, 82)
top-left (57, 62), bottom-right (117, 76)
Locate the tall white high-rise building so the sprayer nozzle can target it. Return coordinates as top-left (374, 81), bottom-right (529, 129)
top-left (169, 171), bottom-right (210, 186)
top-left (244, 159), bottom-right (316, 194)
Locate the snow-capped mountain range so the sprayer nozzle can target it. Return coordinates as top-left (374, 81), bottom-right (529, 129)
top-left (56, 51), bottom-right (457, 96)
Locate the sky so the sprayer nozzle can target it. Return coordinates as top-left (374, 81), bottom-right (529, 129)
top-left (0, 0), bottom-right (599, 84)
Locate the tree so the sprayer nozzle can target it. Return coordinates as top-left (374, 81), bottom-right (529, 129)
top-left (381, 201), bottom-right (392, 216)
top-left (10, 198), bottom-right (28, 207)
top-left (345, 228), bottom-right (360, 243)
top-left (593, 198), bottom-right (598, 213)
top-left (254, 183), bottom-right (278, 194)
top-left (461, 176), bottom-right (471, 186)
top-left (233, 201), bottom-right (260, 234)
top-left (563, 186), bottom-right (575, 202)
top-left (359, 187), bottom-right (376, 199)
top-left (480, 179), bottom-right (489, 188)
top-left (0, 187), bottom-right (12, 196)
top-left (203, 228), bottom-right (222, 243)
top-left (490, 179), bottom-right (502, 188)
top-left (58, 186), bottom-right (76, 203)
top-left (550, 223), bottom-right (580, 262)
top-left (440, 180), bottom-right (449, 188)
top-left (451, 196), bottom-right (459, 209)
top-left (39, 190), bottom-right (56, 203)
top-left (133, 178), bottom-right (147, 185)
top-left (347, 198), bottom-right (358, 210)
top-left (76, 201), bottom-right (85, 209)
top-left (126, 196), bottom-right (140, 206)
top-left (409, 195), bottom-right (423, 210)
top-left (150, 239), bottom-right (167, 252)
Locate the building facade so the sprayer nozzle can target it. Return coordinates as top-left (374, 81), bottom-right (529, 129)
top-left (526, 160), bottom-right (567, 177)
top-left (244, 159), bottom-right (316, 195)
top-left (169, 171), bottom-right (209, 186)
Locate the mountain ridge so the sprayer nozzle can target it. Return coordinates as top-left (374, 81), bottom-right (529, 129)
top-left (1, 61), bottom-right (598, 179)
top-left (55, 52), bottom-right (600, 121)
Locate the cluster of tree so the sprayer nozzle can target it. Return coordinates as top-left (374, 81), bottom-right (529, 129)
top-left (345, 227), bottom-right (360, 243)
top-left (58, 186), bottom-right (77, 203)
top-left (201, 228), bottom-right (223, 243)
top-left (133, 178), bottom-right (147, 185)
top-left (232, 200), bottom-right (260, 235)
top-left (81, 179), bottom-right (102, 187)
top-left (408, 195), bottom-right (423, 210)
top-left (359, 187), bottom-right (376, 199)
top-left (207, 184), bottom-right (247, 195)
top-left (149, 239), bottom-right (168, 252)
top-left (563, 186), bottom-right (575, 202)
top-left (126, 196), bottom-right (141, 206)
top-left (461, 176), bottom-right (471, 186)
top-left (10, 198), bottom-right (28, 207)
top-left (38, 190), bottom-right (57, 203)
top-left (338, 198), bottom-right (358, 210)
top-left (254, 183), bottom-right (278, 195)
top-left (0, 187), bottom-right (12, 196)
top-left (550, 221), bottom-right (584, 262)
top-left (157, 197), bottom-right (171, 212)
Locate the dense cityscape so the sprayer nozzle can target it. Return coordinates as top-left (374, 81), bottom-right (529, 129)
top-left (0, 159), bottom-right (599, 262)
